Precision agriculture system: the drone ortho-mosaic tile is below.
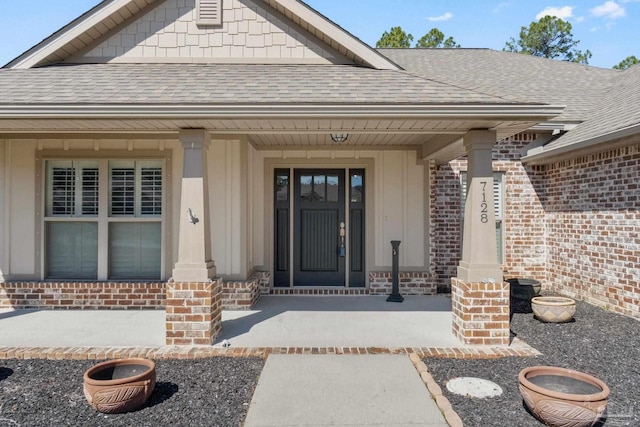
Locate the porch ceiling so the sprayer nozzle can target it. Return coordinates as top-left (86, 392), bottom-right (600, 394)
top-left (0, 117), bottom-right (538, 141)
top-left (0, 115), bottom-right (540, 163)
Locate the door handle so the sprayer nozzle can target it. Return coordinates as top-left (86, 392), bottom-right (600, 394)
top-left (339, 222), bottom-right (346, 257)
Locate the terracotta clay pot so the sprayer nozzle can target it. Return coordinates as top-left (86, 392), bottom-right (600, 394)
top-left (83, 358), bottom-right (156, 413)
top-left (519, 366), bottom-right (609, 427)
top-left (531, 296), bottom-right (576, 322)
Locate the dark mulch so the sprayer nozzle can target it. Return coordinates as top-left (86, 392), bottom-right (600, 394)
top-left (0, 357), bottom-right (263, 427)
top-left (424, 296), bottom-right (640, 426)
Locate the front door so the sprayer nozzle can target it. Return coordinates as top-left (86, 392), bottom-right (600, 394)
top-left (273, 168), bottom-right (365, 287)
top-left (293, 169), bottom-right (346, 286)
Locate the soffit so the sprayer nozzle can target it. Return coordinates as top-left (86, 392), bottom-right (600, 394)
top-left (0, 117), bottom-right (537, 145)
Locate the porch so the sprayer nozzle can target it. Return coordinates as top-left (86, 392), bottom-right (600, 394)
top-left (0, 295), bottom-right (461, 348)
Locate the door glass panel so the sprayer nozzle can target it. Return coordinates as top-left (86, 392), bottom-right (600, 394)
top-left (300, 175), bottom-right (312, 201)
top-left (351, 174), bottom-right (363, 203)
top-left (276, 174), bottom-right (289, 202)
top-left (327, 175), bottom-right (339, 202)
top-left (313, 175), bottom-right (326, 201)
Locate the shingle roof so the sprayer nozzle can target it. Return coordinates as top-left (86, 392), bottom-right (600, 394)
top-left (545, 64), bottom-right (640, 150)
top-left (379, 48), bottom-right (619, 122)
top-left (0, 63), bottom-right (516, 105)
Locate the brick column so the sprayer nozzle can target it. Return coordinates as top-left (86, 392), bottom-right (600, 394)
top-left (452, 130), bottom-right (509, 345)
top-left (166, 279), bottom-right (222, 346)
top-left (169, 130), bottom-right (220, 345)
top-left (451, 278), bottom-right (510, 345)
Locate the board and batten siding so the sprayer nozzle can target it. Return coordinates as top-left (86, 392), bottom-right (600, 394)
top-left (250, 149), bottom-right (428, 277)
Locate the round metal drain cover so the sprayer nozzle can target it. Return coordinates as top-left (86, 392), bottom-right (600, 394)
top-left (446, 377), bottom-right (503, 398)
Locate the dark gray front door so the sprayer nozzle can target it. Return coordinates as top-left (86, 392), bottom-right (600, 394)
top-left (293, 169), bottom-right (345, 286)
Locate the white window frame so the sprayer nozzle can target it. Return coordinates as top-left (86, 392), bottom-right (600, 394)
top-left (43, 158), bottom-right (166, 281)
top-left (460, 172), bottom-right (505, 264)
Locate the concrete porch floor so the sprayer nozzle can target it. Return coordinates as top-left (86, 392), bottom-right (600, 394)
top-left (0, 295), bottom-right (465, 348)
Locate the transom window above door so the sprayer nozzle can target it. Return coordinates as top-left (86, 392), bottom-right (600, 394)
top-left (299, 173), bottom-right (339, 202)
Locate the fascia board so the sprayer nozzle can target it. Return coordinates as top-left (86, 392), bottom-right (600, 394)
top-left (269, 0), bottom-right (401, 70)
top-left (5, 0), bottom-right (143, 69)
top-left (0, 104), bottom-right (565, 120)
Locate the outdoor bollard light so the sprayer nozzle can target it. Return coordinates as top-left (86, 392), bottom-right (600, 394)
top-left (387, 240), bottom-right (404, 303)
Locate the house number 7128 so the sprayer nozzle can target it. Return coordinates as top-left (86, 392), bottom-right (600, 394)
top-left (480, 181), bottom-right (489, 223)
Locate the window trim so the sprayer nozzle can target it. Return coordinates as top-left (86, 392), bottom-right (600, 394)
top-left (37, 152), bottom-right (171, 281)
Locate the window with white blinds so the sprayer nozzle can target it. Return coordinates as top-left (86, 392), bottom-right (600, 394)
top-left (46, 161), bottom-right (99, 217)
top-left (109, 161), bottom-right (162, 217)
top-left (44, 159), bottom-right (163, 280)
top-left (460, 172), bottom-right (505, 263)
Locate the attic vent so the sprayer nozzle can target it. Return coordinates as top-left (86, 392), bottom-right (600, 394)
top-left (197, 0), bottom-right (222, 26)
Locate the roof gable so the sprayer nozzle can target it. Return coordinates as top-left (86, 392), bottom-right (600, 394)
top-left (6, 0), bottom-right (399, 70)
top-left (75, 0), bottom-right (350, 65)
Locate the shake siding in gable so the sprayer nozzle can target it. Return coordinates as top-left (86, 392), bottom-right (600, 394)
top-left (75, 0), bottom-right (349, 63)
top-left (197, 0), bottom-right (222, 25)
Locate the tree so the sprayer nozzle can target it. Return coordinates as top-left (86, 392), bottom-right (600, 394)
top-left (504, 16), bottom-right (591, 64)
top-left (416, 28), bottom-right (460, 48)
top-left (376, 26), bottom-right (414, 48)
top-left (613, 55), bottom-right (639, 70)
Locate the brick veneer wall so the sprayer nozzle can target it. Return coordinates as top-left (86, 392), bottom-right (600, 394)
top-left (368, 272), bottom-right (437, 295)
top-left (0, 282), bottom-right (165, 309)
top-left (541, 143), bottom-right (640, 318)
top-left (495, 135), bottom-right (548, 282)
top-left (436, 135), bottom-right (640, 319)
top-left (430, 160), bottom-right (463, 293)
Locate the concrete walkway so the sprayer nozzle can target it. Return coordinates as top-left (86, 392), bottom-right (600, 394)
top-left (244, 354), bottom-right (449, 427)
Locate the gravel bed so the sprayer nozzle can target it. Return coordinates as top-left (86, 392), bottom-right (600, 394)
top-left (0, 357), bottom-right (263, 427)
top-left (424, 297), bottom-right (640, 426)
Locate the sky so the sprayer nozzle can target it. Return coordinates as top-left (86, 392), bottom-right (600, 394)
top-left (0, 0), bottom-right (638, 69)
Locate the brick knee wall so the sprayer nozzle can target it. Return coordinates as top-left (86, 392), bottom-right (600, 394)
top-left (451, 278), bottom-right (510, 346)
top-left (368, 272), bottom-right (437, 295)
top-left (222, 275), bottom-right (261, 310)
top-left (0, 282), bottom-right (165, 309)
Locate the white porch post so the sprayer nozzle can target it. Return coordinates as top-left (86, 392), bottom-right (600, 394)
top-left (451, 130), bottom-right (510, 346)
top-left (172, 129), bottom-right (216, 281)
top-left (167, 129), bottom-right (222, 346)
top-left (458, 130), bottom-right (502, 282)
